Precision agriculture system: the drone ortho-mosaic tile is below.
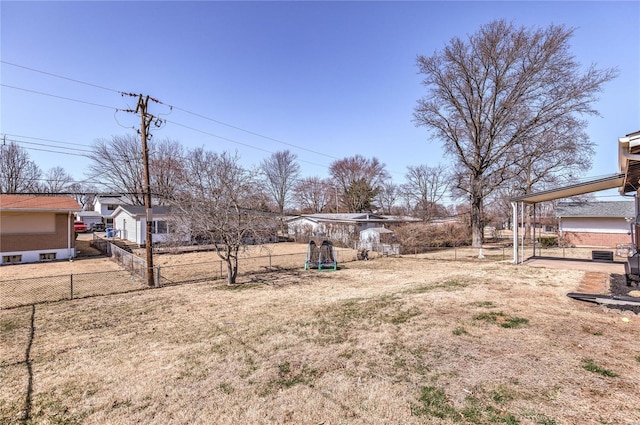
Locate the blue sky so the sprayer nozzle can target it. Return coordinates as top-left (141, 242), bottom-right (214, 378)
top-left (1, 1), bottom-right (638, 201)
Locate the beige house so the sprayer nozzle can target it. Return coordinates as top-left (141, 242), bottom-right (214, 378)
top-left (0, 194), bottom-right (82, 264)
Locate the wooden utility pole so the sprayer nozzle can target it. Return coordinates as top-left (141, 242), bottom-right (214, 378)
top-left (124, 93), bottom-right (163, 287)
top-left (137, 95), bottom-right (155, 286)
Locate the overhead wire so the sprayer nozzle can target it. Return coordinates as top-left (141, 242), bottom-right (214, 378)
top-left (1, 61), bottom-right (345, 170)
top-left (0, 84), bottom-right (117, 110)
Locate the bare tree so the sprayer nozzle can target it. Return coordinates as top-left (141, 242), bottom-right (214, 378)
top-left (260, 150), bottom-right (300, 215)
top-left (88, 135), bottom-right (185, 205)
top-left (88, 135), bottom-right (145, 204)
top-left (414, 20), bottom-right (617, 249)
top-left (329, 155), bottom-right (389, 212)
top-left (40, 166), bottom-right (73, 193)
top-left (67, 182), bottom-right (98, 211)
top-left (401, 164), bottom-right (451, 221)
top-left (376, 181), bottom-right (400, 215)
top-left (512, 118), bottom-right (595, 239)
top-left (171, 149), bottom-right (275, 285)
top-left (293, 177), bottom-right (333, 213)
top-left (151, 138), bottom-right (186, 205)
top-left (0, 142), bottom-right (42, 193)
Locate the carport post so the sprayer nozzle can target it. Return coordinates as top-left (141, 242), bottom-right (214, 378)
top-left (511, 201), bottom-right (518, 263)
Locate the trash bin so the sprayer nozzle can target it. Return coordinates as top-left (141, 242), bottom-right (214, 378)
top-left (106, 227), bottom-right (114, 238)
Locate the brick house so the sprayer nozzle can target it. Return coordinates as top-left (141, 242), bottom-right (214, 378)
top-left (0, 194), bottom-right (82, 264)
top-left (556, 201), bottom-right (634, 247)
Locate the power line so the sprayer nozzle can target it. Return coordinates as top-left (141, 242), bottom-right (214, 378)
top-left (3, 61), bottom-right (407, 178)
top-left (3, 133), bottom-right (93, 149)
top-left (168, 105), bottom-right (341, 161)
top-left (1, 60), bottom-right (121, 93)
top-left (2, 61), bottom-right (339, 162)
top-left (166, 119), bottom-right (331, 170)
top-left (7, 138), bottom-right (94, 154)
top-left (1, 84), bottom-right (117, 110)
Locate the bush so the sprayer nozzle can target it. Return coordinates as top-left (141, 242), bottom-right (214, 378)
top-left (394, 222), bottom-right (470, 253)
top-left (539, 236), bottom-right (558, 248)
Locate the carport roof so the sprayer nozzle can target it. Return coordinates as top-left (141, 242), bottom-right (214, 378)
top-left (510, 173), bottom-right (625, 204)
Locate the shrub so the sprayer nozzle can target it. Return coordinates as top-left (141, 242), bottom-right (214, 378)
top-left (539, 236), bottom-right (558, 248)
top-left (394, 222), bottom-right (471, 253)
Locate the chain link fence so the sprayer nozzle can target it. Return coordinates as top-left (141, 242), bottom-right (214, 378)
top-left (1, 270), bottom-right (148, 309)
top-left (156, 248), bottom-right (361, 285)
top-left (1, 247), bottom-right (363, 309)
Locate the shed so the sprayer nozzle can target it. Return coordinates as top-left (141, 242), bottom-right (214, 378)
top-left (110, 205), bottom-right (180, 246)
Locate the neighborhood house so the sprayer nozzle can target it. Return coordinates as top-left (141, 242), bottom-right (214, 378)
top-left (286, 213), bottom-right (416, 250)
top-left (110, 205), bottom-right (179, 246)
top-left (0, 194), bottom-right (82, 264)
top-left (556, 201), bottom-right (634, 248)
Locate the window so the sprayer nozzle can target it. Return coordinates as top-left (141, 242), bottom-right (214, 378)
top-left (3, 255), bottom-right (22, 264)
top-left (107, 204), bottom-right (116, 211)
top-left (40, 253), bottom-right (57, 261)
top-left (153, 220), bottom-right (168, 234)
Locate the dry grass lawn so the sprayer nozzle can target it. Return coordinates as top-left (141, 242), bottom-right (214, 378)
top-left (1, 254), bottom-right (639, 424)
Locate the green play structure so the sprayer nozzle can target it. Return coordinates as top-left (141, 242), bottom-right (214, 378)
top-left (304, 240), bottom-right (337, 271)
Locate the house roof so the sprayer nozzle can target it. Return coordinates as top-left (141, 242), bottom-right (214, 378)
top-left (77, 210), bottom-right (103, 217)
top-left (555, 201), bottom-right (635, 219)
top-left (361, 227), bottom-right (394, 234)
top-left (96, 196), bottom-right (129, 205)
top-left (111, 205), bottom-right (172, 217)
top-left (0, 194), bottom-right (81, 212)
top-left (289, 213), bottom-right (418, 223)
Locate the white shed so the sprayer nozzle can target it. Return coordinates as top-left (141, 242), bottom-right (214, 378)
top-left (110, 205), bottom-right (179, 246)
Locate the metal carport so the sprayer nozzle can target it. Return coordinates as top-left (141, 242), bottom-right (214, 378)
top-left (510, 130), bottom-right (640, 265)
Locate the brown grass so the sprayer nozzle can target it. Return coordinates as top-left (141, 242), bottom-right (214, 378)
top-left (1, 254), bottom-right (639, 424)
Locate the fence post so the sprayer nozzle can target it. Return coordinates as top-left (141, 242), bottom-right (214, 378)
top-left (220, 261), bottom-right (223, 279)
top-left (269, 254), bottom-right (272, 269)
top-left (70, 274), bottom-right (74, 300)
top-left (155, 266), bottom-right (161, 288)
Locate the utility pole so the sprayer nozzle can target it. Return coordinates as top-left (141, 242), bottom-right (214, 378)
top-left (124, 93), bottom-right (163, 287)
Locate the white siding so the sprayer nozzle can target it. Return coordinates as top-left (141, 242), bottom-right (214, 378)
top-left (559, 217), bottom-right (630, 234)
top-left (1, 247), bottom-right (75, 264)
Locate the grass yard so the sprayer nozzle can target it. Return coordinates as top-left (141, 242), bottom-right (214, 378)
top-left (1, 255), bottom-right (639, 424)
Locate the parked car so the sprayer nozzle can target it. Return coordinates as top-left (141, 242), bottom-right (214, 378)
top-left (90, 222), bottom-right (106, 232)
top-left (74, 221), bottom-right (88, 233)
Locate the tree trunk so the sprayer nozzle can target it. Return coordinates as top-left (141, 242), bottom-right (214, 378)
top-left (470, 181), bottom-right (484, 251)
top-left (226, 249), bottom-right (239, 285)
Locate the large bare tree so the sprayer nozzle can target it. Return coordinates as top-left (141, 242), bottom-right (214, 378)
top-left (293, 176), bottom-right (333, 213)
top-left (0, 142), bottom-right (41, 193)
top-left (376, 181), bottom-right (400, 215)
top-left (402, 164), bottom-right (451, 221)
top-left (88, 135), bottom-right (185, 204)
top-left (40, 166), bottom-right (73, 193)
top-left (260, 150), bottom-right (300, 214)
top-left (171, 149), bottom-right (275, 285)
top-left (67, 182), bottom-right (98, 211)
top-left (414, 20), bottom-right (617, 249)
top-left (329, 155), bottom-right (389, 213)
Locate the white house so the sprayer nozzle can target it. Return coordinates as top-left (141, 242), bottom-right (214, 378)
top-left (287, 213), bottom-right (417, 247)
top-left (556, 201), bottom-right (634, 247)
top-left (94, 195), bottom-right (130, 226)
top-left (110, 205), bottom-right (180, 246)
